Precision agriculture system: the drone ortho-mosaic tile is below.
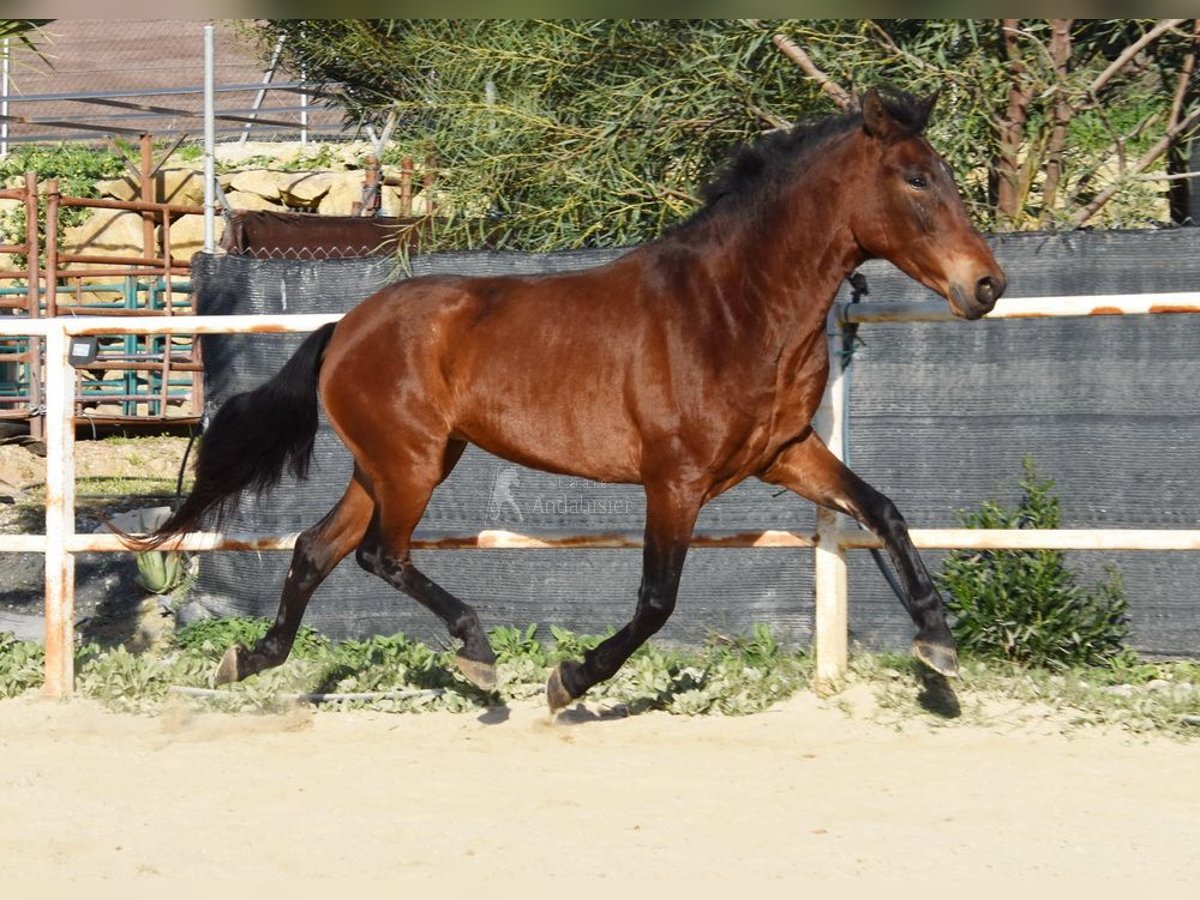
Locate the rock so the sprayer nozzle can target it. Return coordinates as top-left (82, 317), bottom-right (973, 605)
top-left (62, 208), bottom-right (147, 257)
top-left (228, 169), bottom-right (288, 201)
top-left (175, 598), bottom-right (216, 627)
top-left (0, 475), bottom-right (27, 501)
top-left (213, 140), bottom-right (306, 167)
top-left (281, 172), bottom-right (334, 209)
top-left (166, 214), bottom-right (226, 262)
top-left (95, 176), bottom-right (139, 201)
top-left (317, 172), bottom-right (368, 215)
top-left (222, 190), bottom-right (283, 212)
top-left (411, 189), bottom-right (440, 217)
top-left (60, 209), bottom-right (151, 305)
top-left (96, 505), bottom-right (174, 535)
top-left (0, 610), bottom-right (47, 642)
top-left (156, 168), bottom-right (205, 206)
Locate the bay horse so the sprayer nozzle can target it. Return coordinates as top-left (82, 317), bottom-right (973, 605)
top-left (129, 87), bottom-right (1005, 711)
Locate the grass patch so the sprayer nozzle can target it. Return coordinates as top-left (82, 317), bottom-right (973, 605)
top-left (2, 620), bottom-right (1197, 736)
top-left (0, 620), bottom-right (813, 717)
top-left (853, 653), bottom-right (1200, 738)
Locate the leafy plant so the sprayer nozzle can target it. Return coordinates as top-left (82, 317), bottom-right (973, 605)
top-left (171, 616), bottom-right (330, 659)
top-left (937, 458), bottom-right (1130, 669)
top-left (135, 549), bottom-right (191, 594)
top-left (0, 632), bottom-right (44, 698)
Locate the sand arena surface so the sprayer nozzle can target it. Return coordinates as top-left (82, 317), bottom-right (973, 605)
top-left (1, 687), bottom-right (1197, 884)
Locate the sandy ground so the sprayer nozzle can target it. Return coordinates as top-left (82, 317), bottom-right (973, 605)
top-left (3, 438), bottom-right (1199, 885)
top-left (1, 686), bottom-right (1197, 885)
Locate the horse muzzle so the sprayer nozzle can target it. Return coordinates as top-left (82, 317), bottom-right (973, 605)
top-left (950, 272), bottom-right (1006, 320)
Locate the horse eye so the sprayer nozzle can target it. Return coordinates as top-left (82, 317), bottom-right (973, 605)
top-left (906, 174), bottom-right (929, 190)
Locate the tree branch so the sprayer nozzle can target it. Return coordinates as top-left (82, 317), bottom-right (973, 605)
top-left (1088, 18), bottom-right (1185, 96)
top-left (1069, 104), bottom-right (1200, 226)
top-left (1040, 19), bottom-right (1075, 227)
top-left (771, 33), bottom-right (856, 111)
top-left (996, 19), bottom-right (1037, 227)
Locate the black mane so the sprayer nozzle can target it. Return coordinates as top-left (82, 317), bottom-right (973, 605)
top-left (686, 87), bottom-right (930, 228)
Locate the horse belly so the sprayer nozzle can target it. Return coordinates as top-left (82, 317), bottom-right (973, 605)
top-left (453, 344), bottom-right (642, 483)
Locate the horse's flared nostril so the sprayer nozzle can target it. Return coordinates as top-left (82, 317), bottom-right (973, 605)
top-left (975, 274), bottom-right (1005, 307)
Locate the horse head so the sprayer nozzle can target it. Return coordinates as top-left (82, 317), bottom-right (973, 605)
top-left (849, 87), bottom-right (1006, 319)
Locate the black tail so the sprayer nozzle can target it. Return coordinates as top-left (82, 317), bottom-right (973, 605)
top-left (123, 322), bottom-right (337, 550)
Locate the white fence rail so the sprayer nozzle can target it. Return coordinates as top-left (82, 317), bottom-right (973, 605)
top-left (2, 293), bottom-right (1200, 696)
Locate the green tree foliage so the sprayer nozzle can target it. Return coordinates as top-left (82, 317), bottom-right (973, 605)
top-left (254, 20), bottom-right (825, 250)
top-left (937, 459), bottom-right (1130, 670)
top-left (781, 19), bottom-right (1200, 230)
top-left (255, 19), bottom-right (1200, 249)
top-left (0, 19), bottom-right (53, 50)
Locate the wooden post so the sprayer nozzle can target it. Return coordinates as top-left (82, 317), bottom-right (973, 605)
top-left (812, 308), bottom-right (849, 685)
top-left (25, 171), bottom-right (43, 441)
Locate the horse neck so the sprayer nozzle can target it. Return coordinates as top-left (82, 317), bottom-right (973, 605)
top-left (679, 168), bottom-right (866, 339)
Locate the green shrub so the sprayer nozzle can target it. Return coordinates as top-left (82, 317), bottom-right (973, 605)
top-left (936, 458), bottom-right (1129, 669)
top-left (0, 632), bottom-right (44, 698)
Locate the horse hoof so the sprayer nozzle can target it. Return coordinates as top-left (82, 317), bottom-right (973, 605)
top-left (213, 645), bottom-right (243, 685)
top-left (913, 640), bottom-right (959, 678)
top-left (545, 663), bottom-right (576, 713)
top-left (456, 654), bottom-right (497, 691)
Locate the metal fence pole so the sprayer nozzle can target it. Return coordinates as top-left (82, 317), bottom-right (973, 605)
top-left (203, 24), bottom-right (216, 253)
top-left (2, 38), bottom-right (10, 158)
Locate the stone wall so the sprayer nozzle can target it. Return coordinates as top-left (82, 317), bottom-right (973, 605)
top-left (60, 141), bottom-right (436, 268)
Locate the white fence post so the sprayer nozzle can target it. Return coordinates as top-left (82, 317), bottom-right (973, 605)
top-left (813, 308), bottom-right (850, 685)
top-left (41, 325), bottom-right (77, 698)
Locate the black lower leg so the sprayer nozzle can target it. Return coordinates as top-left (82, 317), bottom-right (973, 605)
top-left (217, 536), bottom-right (326, 684)
top-left (863, 491), bottom-right (958, 675)
top-left (357, 542), bottom-right (496, 687)
top-left (548, 527), bottom-right (690, 710)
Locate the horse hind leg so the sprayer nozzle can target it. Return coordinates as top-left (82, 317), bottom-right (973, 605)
top-left (214, 470), bottom-right (373, 685)
top-left (354, 441), bottom-right (497, 691)
top-left (356, 529), bottom-right (497, 690)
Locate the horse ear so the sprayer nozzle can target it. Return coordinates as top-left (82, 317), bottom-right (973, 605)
top-left (914, 89), bottom-right (940, 132)
top-left (862, 87), bottom-right (938, 137)
top-left (861, 88), bottom-right (897, 139)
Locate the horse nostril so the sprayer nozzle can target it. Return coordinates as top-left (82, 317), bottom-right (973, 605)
top-left (975, 275), bottom-right (1004, 306)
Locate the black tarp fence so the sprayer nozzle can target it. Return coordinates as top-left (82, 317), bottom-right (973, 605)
top-left (188, 228), bottom-right (1200, 658)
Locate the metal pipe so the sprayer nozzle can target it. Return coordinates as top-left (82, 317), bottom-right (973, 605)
top-left (843, 292), bottom-right (1200, 324)
top-left (6, 526), bottom-right (1200, 557)
top-left (5, 295), bottom-right (1200, 694)
top-left (203, 24), bottom-right (216, 253)
top-left (239, 33), bottom-right (285, 145)
top-left (2, 38), bottom-right (10, 158)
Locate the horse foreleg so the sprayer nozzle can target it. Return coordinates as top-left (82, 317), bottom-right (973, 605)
top-left (760, 431), bottom-right (959, 677)
top-left (546, 481), bottom-right (701, 712)
top-left (215, 471), bottom-right (374, 685)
